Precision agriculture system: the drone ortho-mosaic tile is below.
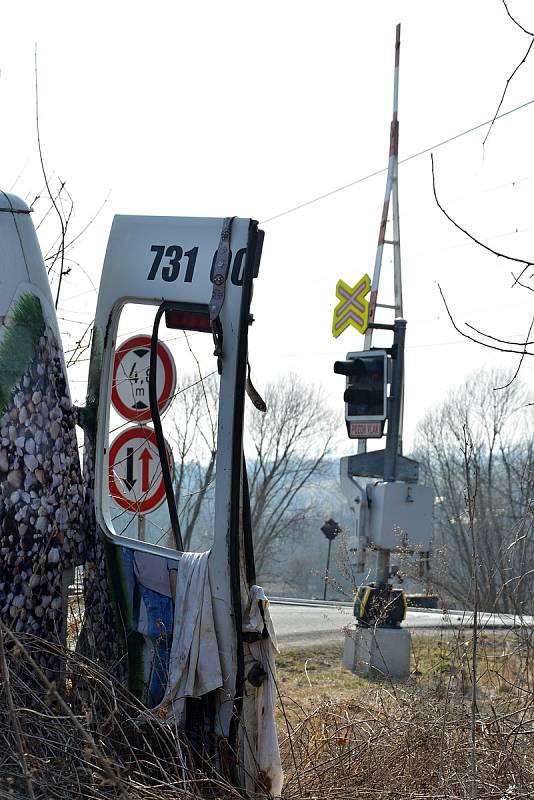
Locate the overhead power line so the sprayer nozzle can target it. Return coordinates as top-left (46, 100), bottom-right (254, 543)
top-left (260, 97), bottom-right (534, 225)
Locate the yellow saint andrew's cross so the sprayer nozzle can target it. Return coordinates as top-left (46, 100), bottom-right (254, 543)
top-left (332, 274), bottom-right (371, 338)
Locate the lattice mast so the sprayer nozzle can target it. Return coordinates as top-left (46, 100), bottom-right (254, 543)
top-left (359, 23), bottom-right (403, 453)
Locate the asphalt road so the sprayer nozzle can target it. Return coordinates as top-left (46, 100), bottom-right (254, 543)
top-left (269, 600), bottom-right (532, 648)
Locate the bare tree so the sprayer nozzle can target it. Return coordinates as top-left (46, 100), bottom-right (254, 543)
top-left (168, 373), bottom-right (218, 551)
top-left (167, 373), bottom-right (338, 572)
top-left (247, 374), bottom-right (338, 578)
top-left (414, 368), bottom-right (534, 612)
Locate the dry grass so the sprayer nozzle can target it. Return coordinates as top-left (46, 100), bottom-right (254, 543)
top-left (275, 631), bottom-right (534, 799)
top-left (0, 624), bottom-right (239, 800)
top-left (1, 626), bottom-right (533, 799)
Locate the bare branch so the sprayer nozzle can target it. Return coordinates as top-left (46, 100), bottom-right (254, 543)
top-left (494, 314), bottom-right (534, 390)
top-left (437, 283), bottom-right (534, 357)
top-left (502, 0), bottom-right (534, 36)
top-left (34, 48), bottom-right (68, 309)
top-left (431, 153), bottom-right (534, 286)
top-left (483, 38), bottom-right (534, 148)
top-left (483, 1), bottom-right (534, 146)
top-left (464, 319), bottom-right (534, 347)
top-left (510, 271), bottom-right (534, 291)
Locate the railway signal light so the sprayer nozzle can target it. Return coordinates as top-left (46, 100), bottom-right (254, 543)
top-left (321, 518), bottom-right (341, 541)
top-left (320, 518), bottom-right (341, 600)
top-left (334, 350), bottom-right (388, 439)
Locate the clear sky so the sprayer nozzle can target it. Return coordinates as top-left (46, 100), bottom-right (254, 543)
top-left (1, 0), bottom-right (533, 454)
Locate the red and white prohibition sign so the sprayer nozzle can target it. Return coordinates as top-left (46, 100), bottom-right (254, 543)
top-left (112, 335), bottom-right (176, 422)
top-left (109, 426), bottom-right (174, 513)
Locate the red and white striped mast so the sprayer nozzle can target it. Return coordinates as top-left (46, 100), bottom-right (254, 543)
top-left (359, 23), bottom-right (403, 453)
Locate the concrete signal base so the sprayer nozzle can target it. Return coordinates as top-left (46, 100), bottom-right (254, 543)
top-left (343, 625), bottom-right (411, 679)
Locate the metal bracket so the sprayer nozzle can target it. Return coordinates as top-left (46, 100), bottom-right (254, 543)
top-left (209, 216), bottom-right (234, 370)
top-left (347, 449), bottom-right (419, 483)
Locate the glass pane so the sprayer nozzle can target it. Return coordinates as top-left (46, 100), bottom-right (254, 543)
top-left (107, 302), bottom-right (219, 552)
top-left (346, 355), bottom-right (385, 418)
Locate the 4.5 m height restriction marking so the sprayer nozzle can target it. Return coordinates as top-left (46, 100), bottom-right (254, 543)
top-left (109, 426), bottom-right (174, 513)
top-left (112, 335), bottom-right (176, 422)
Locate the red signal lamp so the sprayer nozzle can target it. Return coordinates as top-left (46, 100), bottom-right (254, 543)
top-left (165, 305), bottom-right (211, 333)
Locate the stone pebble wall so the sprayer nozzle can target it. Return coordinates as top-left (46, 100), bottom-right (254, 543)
top-left (0, 318), bottom-right (128, 681)
top-left (80, 446), bottom-right (123, 674)
top-left (0, 325), bottom-right (85, 672)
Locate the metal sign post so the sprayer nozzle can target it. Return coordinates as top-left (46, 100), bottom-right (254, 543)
top-left (382, 320), bottom-right (406, 482)
top-left (376, 317), bottom-right (406, 586)
top-left (138, 515), bottom-right (146, 542)
top-left (321, 519), bottom-right (341, 601)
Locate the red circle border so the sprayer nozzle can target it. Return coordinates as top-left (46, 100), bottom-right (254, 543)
top-left (111, 335), bottom-right (176, 422)
top-left (108, 426), bottom-right (174, 514)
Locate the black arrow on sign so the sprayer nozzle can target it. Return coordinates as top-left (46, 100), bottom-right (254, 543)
top-left (124, 447), bottom-right (136, 491)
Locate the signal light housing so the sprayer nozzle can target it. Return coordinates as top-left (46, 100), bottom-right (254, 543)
top-left (334, 349), bottom-right (389, 439)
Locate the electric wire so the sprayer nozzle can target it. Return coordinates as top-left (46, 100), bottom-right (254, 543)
top-left (260, 97), bottom-right (534, 224)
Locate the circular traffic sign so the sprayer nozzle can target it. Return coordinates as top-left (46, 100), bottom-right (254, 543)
top-left (111, 335), bottom-right (176, 422)
top-left (109, 426), bottom-right (174, 514)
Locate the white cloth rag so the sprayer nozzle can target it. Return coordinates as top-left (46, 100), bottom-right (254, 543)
top-left (154, 551), bottom-right (222, 724)
top-left (243, 585), bottom-right (284, 798)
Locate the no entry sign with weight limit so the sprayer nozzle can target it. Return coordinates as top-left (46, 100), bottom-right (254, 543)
top-left (109, 426), bottom-right (174, 513)
top-left (112, 335), bottom-right (176, 422)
